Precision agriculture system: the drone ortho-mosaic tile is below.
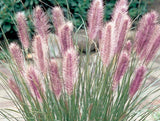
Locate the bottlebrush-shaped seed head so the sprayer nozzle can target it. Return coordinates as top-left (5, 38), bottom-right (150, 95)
top-left (115, 15), bottom-right (131, 54)
top-left (33, 6), bottom-right (49, 43)
top-left (9, 43), bottom-right (24, 72)
top-left (58, 21), bottom-right (74, 56)
top-left (9, 79), bottom-right (23, 102)
top-left (33, 35), bottom-right (48, 74)
top-left (52, 6), bottom-right (65, 34)
top-left (113, 52), bottom-right (129, 89)
top-left (129, 66), bottom-right (146, 97)
top-left (145, 26), bottom-right (160, 64)
top-left (62, 48), bottom-right (78, 95)
top-left (135, 11), bottom-right (158, 55)
top-left (49, 59), bottom-right (62, 99)
top-left (112, 0), bottom-right (128, 21)
top-left (100, 22), bottom-right (112, 67)
top-left (87, 0), bottom-right (104, 40)
top-left (26, 66), bottom-right (43, 102)
top-left (16, 12), bottom-right (29, 50)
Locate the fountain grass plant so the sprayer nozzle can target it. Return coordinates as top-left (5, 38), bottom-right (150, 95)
top-left (1, 0), bottom-right (160, 120)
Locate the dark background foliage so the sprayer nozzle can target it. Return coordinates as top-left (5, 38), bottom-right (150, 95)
top-left (0, 0), bottom-right (153, 42)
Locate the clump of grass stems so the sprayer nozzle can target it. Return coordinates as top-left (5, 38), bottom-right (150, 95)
top-left (0, 0), bottom-right (160, 120)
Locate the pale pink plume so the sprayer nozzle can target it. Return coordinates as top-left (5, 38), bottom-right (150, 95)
top-left (9, 79), bottom-right (23, 102)
top-left (112, 0), bottom-right (128, 21)
top-left (52, 6), bottom-right (65, 34)
top-left (129, 66), bottom-right (146, 97)
top-left (87, 0), bottom-right (104, 40)
top-left (135, 11), bottom-right (158, 56)
top-left (33, 6), bottom-right (49, 43)
top-left (111, 0), bottom-right (130, 55)
top-left (33, 35), bottom-right (48, 74)
top-left (9, 43), bottom-right (24, 72)
top-left (58, 22), bottom-right (74, 56)
top-left (49, 59), bottom-right (62, 99)
top-left (145, 25), bottom-right (160, 63)
top-left (115, 15), bottom-right (131, 54)
top-left (100, 22), bottom-right (112, 67)
top-left (113, 52), bottom-right (129, 89)
top-left (62, 48), bottom-right (78, 95)
top-left (16, 12), bottom-right (29, 49)
top-left (26, 66), bottom-right (44, 102)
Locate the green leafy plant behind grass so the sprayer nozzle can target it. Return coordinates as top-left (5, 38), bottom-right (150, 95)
top-left (0, 0), bottom-right (160, 121)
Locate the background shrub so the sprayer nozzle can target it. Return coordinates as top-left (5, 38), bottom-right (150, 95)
top-left (0, 0), bottom-right (153, 42)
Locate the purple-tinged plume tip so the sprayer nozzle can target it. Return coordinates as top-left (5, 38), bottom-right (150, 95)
top-left (9, 79), bottom-right (23, 102)
top-left (33, 6), bottom-right (49, 44)
top-left (52, 7), bottom-right (65, 34)
top-left (63, 48), bottom-right (78, 95)
top-left (87, 0), bottom-right (104, 41)
top-left (58, 22), bottom-right (74, 56)
top-left (49, 59), bottom-right (62, 99)
top-left (100, 22), bottom-right (112, 67)
top-left (33, 35), bottom-right (48, 74)
top-left (135, 11), bottom-right (158, 56)
top-left (129, 66), bottom-right (146, 97)
top-left (113, 52), bottom-right (130, 89)
top-left (145, 25), bottom-right (160, 63)
top-left (26, 66), bottom-right (44, 102)
top-left (16, 12), bottom-right (29, 50)
top-left (9, 43), bottom-right (24, 72)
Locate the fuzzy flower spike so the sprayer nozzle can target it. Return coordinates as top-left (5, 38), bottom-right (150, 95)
top-left (33, 6), bottom-right (49, 44)
top-left (58, 21), bottom-right (74, 56)
top-left (49, 59), bottom-right (62, 99)
top-left (9, 43), bottom-right (24, 72)
top-left (135, 11), bottom-right (158, 57)
top-left (63, 48), bottom-right (78, 95)
top-left (16, 12), bottom-right (29, 50)
top-left (145, 25), bottom-right (160, 63)
top-left (52, 6), bottom-right (65, 34)
top-left (87, 0), bottom-right (104, 41)
top-left (9, 79), bottom-right (23, 102)
top-left (129, 66), bottom-right (146, 97)
top-left (113, 52), bottom-right (130, 89)
top-left (33, 35), bottom-right (48, 74)
top-left (26, 66), bottom-right (44, 102)
top-left (100, 22), bottom-right (112, 67)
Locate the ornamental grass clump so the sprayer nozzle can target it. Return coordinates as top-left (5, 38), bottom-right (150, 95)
top-left (1, 0), bottom-right (160, 120)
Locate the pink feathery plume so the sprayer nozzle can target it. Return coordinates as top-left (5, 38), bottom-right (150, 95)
top-left (112, 0), bottom-right (128, 31)
top-left (52, 7), bottom-right (65, 34)
top-left (111, 0), bottom-right (130, 55)
top-left (33, 6), bottom-right (49, 43)
top-left (115, 15), bottom-right (131, 54)
top-left (124, 40), bottom-right (132, 55)
top-left (113, 52), bottom-right (129, 89)
top-left (63, 48), bottom-right (78, 95)
top-left (129, 66), bottom-right (146, 97)
top-left (9, 43), bottom-right (24, 72)
top-left (145, 26), bottom-right (160, 63)
top-left (16, 12), bottom-right (29, 49)
top-left (27, 66), bottom-right (44, 102)
top-left (135, 11), bottom-right (158, 55)
top-left (100, 22), bottom-right (112, 67)
top-left (58, 22), bottom-right (73, 56)
top-left (33, 35), bottom-right (48, 74)
top-left (49, 59), bottom-right (62, 99)
top-left (87, 0), bottom-right (104, 40)
top-left (112, 0), bottom-right (128, 21)
top-left (9, 79), bottom-right (23, 102)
